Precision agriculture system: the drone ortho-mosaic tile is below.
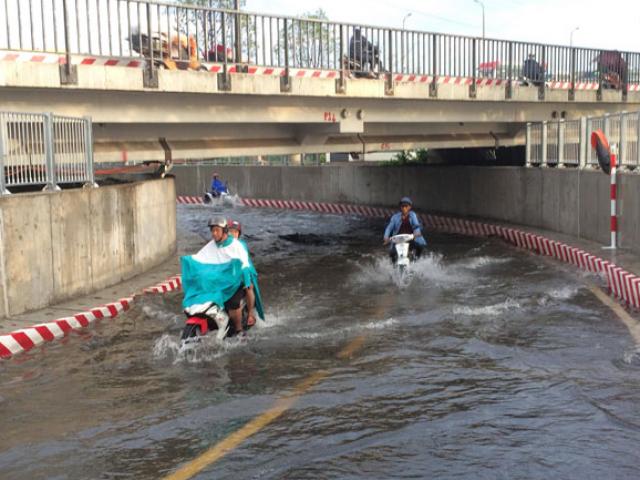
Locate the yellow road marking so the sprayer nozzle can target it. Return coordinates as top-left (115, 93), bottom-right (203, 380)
top-left (164, 335), bottom-right (366, 480)
top-left (588, 284), bottom-right (640, 344)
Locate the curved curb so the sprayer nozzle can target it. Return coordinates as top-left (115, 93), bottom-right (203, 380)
top-left (143, 275), bottom-right (182, 294)
top-left (232, 197), bottom-right (640, 311)
top-left (0, 297), bottom-right (134, 359)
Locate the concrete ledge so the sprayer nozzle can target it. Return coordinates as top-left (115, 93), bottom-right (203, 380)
top-left (0, 62), bottom-right (61, 88)
top-left (0, 178), bottom-right (176, 317)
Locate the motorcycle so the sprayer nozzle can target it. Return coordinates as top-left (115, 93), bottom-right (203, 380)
top-left (203, 190), bottom-right (229, 204)
top-left (390, 233), bottom-right (415, 285)
top-left (180, 300), bottom-right (251, 349)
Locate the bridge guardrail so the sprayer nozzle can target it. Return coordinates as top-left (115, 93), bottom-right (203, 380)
top-left (1, 0), bottom-right (639, 92)
top-left (0, 111), bottom-right (95, 193)
top-left (527, 111), bottom-right (640, 170)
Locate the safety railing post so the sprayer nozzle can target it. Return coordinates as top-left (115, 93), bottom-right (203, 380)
top-left (619, 112), bottom-right (628, 170)
top-left (525, 122), bottom-right (532, 167)
top-left (0, 115), bottom-right (9, 195)
top-left (143, 2), bottom-right (158, 88)
top-left (218, 12), bottom-right (231, 91)
top-left (234, 0), bottom-right (242, 67)
top-left (558, 120), bottom-right (565, 167)
top-left (579, 116), bottom-right (587, 169)
top-left (336, 24), bottom-right (345, 93)
top-left (637, 111), bottom-right (640, 168)
top-left (83, 116), bottom-right (98, 188)
top-left (385, 29), bottom-right (394, 95)
top-left (538, 45), bottom-right (546, 100)
top-left (42, 113), bottom-right (60, 192)
top-left (59, 0), bottom-right (77, 85)
top-left (429, 34), bottom-right (438, 98)
top-left (281, 18), bottom-right (291, 92)
top-left (541, 121), bottom-right (548, 167)
top-left (569, 47), bottom-right (576, 101)
top-left (470, 37), bottom-right (477, 98)
top-left (506, 41), bottom-right (513, 99)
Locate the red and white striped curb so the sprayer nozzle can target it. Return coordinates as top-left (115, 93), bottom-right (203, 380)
top-left (229, 197), bottom-right (640, 311)
top-left (143, 275), bottom-right (182, 294)
top-left (0, 297), bottom-right (133, 360)
top-left (177, 195), bottom-right (205, 204)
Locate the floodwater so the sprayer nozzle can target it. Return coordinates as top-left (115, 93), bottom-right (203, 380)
top-left (1, 204), bottom-right (640, 479)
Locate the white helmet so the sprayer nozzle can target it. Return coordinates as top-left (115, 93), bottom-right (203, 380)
top-left (207, 216), bottom-right (228, 231)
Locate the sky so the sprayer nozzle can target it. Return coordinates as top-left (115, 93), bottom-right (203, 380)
top-left (244, 0), bottom-right (639, 52)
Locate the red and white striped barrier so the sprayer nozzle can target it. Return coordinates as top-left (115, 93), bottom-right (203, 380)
top-left (227, 197), bottom-right (640, 311)
top-left (143, 275), bottom-right (182, 294)
top-left (0, 50), bottom-right (143, 68)
top-left (177, 195), bottom-right (204, 204)
top-left (609, 146), bottom-right (618, 249)
top-left (0, 297), bottom-right (133, 359)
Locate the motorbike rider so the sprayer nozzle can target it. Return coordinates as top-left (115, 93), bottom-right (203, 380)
top-left (227, 219), bottom-right (261, 327)
top-left (210, 173), bottom-right (228, 197)
top-left (383, 197), bottom-right (427, 262)
top-left (208, 217), bottom-right (257, 334)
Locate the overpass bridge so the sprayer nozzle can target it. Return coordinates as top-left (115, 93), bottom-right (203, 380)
top-left (1, 0), bottom-right (639, 163)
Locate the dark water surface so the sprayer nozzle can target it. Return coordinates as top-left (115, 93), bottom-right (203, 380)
top-left (1, 205), bottom-right (640, 479)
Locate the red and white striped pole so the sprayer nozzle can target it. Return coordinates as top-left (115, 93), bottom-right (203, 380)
top-left (608, 144), bottom-right (618, 249)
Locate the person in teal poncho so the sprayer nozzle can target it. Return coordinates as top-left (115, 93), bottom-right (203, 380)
top-left (228, 219), bottom-right (263, 328)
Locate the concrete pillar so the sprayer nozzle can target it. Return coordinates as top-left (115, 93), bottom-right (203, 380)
top-left (579, 116), bottom-right (587, 169)
top-left (289, 154), bottom-right (302, 166)
top-left (558, 120), bottom-right (565, 168)
top-left (541, 121), bottom-right (548, 168)
top-left (525, 123), bottom-right (531, 167)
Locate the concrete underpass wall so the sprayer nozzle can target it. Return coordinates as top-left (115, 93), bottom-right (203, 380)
top-left (173, 165), bottom-right (640, 253)
top-left (0, 179), bottom-right (176, 317)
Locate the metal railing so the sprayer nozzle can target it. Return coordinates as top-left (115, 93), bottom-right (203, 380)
top-left (526, 111), bottom-right (640, 170)
top-left (0, 111), bottom-right (95, 193)
top-left (1, 0), bottom-right (639, 87)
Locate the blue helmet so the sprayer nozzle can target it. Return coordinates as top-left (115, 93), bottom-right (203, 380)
top-left (399, 196), bottom-right (413, 206)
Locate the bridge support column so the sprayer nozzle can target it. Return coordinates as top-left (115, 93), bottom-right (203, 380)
top-left (289, 154), bottom-right (302, 165)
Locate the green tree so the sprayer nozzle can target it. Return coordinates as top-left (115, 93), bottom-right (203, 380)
top-left (279, 9), bottom-right (339, 69)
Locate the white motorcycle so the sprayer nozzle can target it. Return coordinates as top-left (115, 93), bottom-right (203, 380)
top-left (390, 233), bottom-right (415, 285)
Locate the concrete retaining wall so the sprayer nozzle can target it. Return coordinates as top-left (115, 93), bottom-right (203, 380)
top-left (0, 178), bottom-right (176, 317)
top-left (173, 164), bottom-right (637, 252)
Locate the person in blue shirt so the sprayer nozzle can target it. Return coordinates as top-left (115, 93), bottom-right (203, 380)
top-left (383, 196), bottom-right (427, 262)
top-left (209, 172), bottom-right (228, 197)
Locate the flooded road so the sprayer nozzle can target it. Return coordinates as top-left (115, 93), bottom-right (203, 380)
top-left (1, 204), bottom-right (640, 479)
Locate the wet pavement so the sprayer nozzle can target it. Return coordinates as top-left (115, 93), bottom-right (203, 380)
top-left (1, 204), bottom-right (640, 479)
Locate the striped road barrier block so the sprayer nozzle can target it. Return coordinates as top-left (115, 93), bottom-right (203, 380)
top-left (0, 297), bottom-right (133, 360)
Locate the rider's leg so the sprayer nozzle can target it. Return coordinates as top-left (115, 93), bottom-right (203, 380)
top-left (389, 246), bottom-right (398, 263)
top-left (413, 242), bottom-right (425, 259)
top-left (224, 286), bottom-right (246, 335)
top-left (227, 307), bottom-right (243, 333)
top-left (245, 285), bottom-right (257, 326)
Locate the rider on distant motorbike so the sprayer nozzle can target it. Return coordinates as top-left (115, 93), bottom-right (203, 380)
top-left (383, 197), bottom-right (427, 262)
top-left (209, 173), bottom-right (228, 197)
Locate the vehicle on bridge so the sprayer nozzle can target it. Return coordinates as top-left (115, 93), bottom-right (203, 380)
top-left (128, 28), bottom-right (206, 71)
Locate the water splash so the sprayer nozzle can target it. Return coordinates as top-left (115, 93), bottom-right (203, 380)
top-left (458, 256), bottom-right (512, 270)
top-left (453, 298), bottom-right (521, 317)
top-left (351, 252), bottom-right (467, 289)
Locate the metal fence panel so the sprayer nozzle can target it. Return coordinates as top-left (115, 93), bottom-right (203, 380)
top-left (0, 111), bottom-right (93, 191)
top-left (546, 122), bottom-right (559, 165)
top-left (529, 123), bottom-right (543, 165)
top-left (562, 120), bottom-right (581, 166)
